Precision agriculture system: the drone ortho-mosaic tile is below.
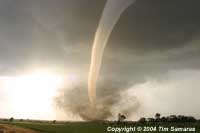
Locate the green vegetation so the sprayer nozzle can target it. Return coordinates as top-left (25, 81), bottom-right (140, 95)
top-left (9, 117), bottom-right (14, 122)
top-left (1, 114), bottom-right (200, 133)
top-left (1, 121), bottom-right (108, 133)
top-left (0, 120), bottom-right (200, 133)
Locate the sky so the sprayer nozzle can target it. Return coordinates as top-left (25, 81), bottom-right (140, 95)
top-left (0, 0), bottom-right (200, 120)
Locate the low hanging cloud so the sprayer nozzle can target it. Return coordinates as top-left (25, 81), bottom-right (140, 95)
top-left (127, 69), bottom-right (200, 120)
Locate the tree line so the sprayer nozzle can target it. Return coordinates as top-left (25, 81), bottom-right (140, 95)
top-left (138, 113), bottom-right (198, 123)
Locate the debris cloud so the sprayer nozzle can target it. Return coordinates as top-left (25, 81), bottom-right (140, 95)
top-left (56, 81), bottom-right (140, 120)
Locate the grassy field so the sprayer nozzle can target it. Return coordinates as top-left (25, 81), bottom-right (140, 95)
top-left (1, 120), bottom-right (200, 133)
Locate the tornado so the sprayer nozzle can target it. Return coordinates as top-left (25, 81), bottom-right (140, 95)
top-left (88, 0), bottom-right (136, 107)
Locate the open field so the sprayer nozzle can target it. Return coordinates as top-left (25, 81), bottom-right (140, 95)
top-left (0, 123), bottom-right (39, 133)
top-left (0, 120), bottom-right (200, 133)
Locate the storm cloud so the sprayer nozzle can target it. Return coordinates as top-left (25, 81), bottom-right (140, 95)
top-left (0, 0), bottom-right (200, 120)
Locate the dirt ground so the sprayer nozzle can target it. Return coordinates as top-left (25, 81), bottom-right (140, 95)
top-left (0, 124), bottom-right (40, 133)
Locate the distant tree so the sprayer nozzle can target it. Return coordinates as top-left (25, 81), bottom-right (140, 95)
top-left (53, 120), bottom-right (56, 124)
top-left (177, 115), bottom-right (185, 122)
top-left (138, 117), bottom-right (146, 123)
top-left (155, 113), bottom-right (161, 120)
top-left (160, 117), bottom-right (167, 122)
top-left (118, 113), bottom-right (126, 122)
top-left (136, 114), bottom-right (198, 123)
top-left (169, 115), bottom-right (178, 122)
top-left (9, 117), bottom-right (14, 122)
top-left (3, 119), bottom-right (8, 121)
top-left (187, 116), bottom-right (196, 122)
top-left (19, 119), bottom-right (23, 122)
top-left (147, 118), bottom-right (155, 122)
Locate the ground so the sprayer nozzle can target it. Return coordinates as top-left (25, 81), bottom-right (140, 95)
top-left (0, 120), bottom-right (200, 133)
top-left (0, 123), bottom-right (40, 133)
